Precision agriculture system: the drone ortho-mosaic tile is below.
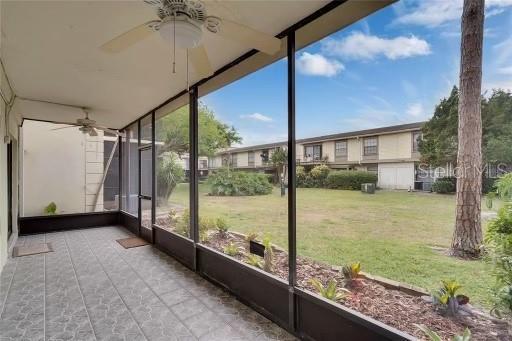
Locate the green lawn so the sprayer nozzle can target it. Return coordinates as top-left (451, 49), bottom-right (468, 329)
top-left (169, 183), bottom-right (495, 309)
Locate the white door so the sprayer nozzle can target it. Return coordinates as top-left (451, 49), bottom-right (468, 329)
top-left (378, 163), bottom-right (415, 189)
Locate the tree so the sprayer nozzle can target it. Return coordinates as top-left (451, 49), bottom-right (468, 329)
top-left (452, 0), bottom-right (485, 258)
top-left (156, 103), bottom-right (241, 157)
top-left (156, 152), bottom-right (184, 203)
top-left (420, 88), bottom-right (512, 166)
top-left (271, 148), bottom-right (287, 195)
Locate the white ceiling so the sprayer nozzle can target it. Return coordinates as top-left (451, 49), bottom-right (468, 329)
top-left (1, 0), bottom-right (331, 128)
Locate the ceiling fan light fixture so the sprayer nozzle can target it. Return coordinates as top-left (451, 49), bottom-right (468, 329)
top-left (159, 16), bottom-right (203, 48)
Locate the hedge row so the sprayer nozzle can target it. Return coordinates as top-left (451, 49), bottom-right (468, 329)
top-left (208, 168), bottom-right (273, 196)
top-left (297, 165), bottom-right (377, 190)
top-left (432, 176), bottom-right (497, 194)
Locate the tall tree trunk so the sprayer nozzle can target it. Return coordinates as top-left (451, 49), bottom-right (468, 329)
top-left (452, 0), bottom-right (485, 258)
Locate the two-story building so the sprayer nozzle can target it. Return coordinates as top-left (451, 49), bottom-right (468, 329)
top-left (208, 122), bottom-right (425, 190)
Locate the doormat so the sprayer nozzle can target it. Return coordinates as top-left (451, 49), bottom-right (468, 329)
top-left (13, 243), bottom-right (53, 257)
top-left (116, 237), bottom-right (150, 249)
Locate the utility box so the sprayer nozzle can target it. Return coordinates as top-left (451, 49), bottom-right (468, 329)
top-left (361, 183), bottom-right (376, 194)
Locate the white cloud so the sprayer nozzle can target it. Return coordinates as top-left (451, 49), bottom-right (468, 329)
top-left (393, 0), bottom-right (512, 27)
top-left (497, 66), bottom-right (512, 75)
top-left (406, 103), bottom-right (424, 117)
top-left (296, 52), bottom-right (344, 77)
top-left (240, 113), bottom-right (273, 122)
top-left (322, 32), bottom-right (431, 60)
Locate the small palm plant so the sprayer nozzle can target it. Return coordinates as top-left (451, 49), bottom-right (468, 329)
top-left (216, 217), bottom-right (229, 237)
top-left (342, 262), bottom-right (361, 287)
top-left (431, 280), bottom-right (469, 316)
top-left (246, 254), bottom-right (263, 269)
top-left (223, 242), bottom-right (242, 257)
top-left (309, 278), bottom-right (349, 302)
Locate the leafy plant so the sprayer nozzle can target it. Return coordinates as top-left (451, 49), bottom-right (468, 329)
top-left (216, 217), bottom-right (229, 236)
top-left (156, 152), bottom-right (184, 203)
top-left (432, 177), bottom-right (456, 194)
top-left (246, 254), bottom-right (263, 269)
top-left (415, 324), bottom-right (471, 341)
top-left (199, 217), bottom-right (215, 242)
top-left (262, 235), bottom-right (274, 273)
top-left (43, 202), bottom-right (57, 215)
top-left (310, 164), bottom-right (330, 187)
top-left (223, 242), bottom-right (241, 257)
top-left (208, 168), bottom-right (272, 196)
top-left (342, 262), bottom-right (361, 287)
top-left (431, 280), bottom-right (469, 316)
top-left (309, 278), bottom-right (349, 302)
top-left (175, 209), bottom-right (190, 237)
top-left (485, 203), bottom-right (512, 316)
top-left (496, 173), bottom-right (512, 201)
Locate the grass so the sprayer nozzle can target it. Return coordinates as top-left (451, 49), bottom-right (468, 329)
top-left (169, 183), bottom-right (495, 309)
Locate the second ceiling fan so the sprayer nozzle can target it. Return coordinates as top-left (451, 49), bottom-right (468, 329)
top-left (100, 0), bottom-right (282, 79)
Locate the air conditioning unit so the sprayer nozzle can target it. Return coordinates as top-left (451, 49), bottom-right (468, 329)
top-left (361, 183), bottom-right (375, 194)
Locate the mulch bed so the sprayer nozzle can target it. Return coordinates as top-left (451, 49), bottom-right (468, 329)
top-left (204, 231), bottom-right (510, 341)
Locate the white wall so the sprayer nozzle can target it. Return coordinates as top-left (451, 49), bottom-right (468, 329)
top-left (22, 120), bottom-right (105, 216)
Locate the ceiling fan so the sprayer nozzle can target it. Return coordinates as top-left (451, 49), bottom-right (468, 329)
top-left (100, 0), bottom-right (282, 79)
top-left (51, 110), bottom-right (124, 137)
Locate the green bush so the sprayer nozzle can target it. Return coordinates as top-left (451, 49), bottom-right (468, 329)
top-left (496, 173), bottom-right (512, 200)
top-left (208, 168), bottom-right (272, 196)
top-left (310, 165), bottom-right (330, 187)
top-left (157, 152), bottom-right (185, 201)
top-left (485, 203), bottom-right (512, 316)
top-left (325, 171), bottom-right (377, 190)
top-left (432, 177), bottom-right (456, 194)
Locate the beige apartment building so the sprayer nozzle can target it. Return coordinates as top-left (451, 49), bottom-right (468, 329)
top-left (208, 122), bottom-right (425, 190)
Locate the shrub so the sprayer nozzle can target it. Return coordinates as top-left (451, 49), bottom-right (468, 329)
top-left (216, 217), bottom-right (229, 236)
top-left (156, 152), bottom-right (185, 202)
top-left (44, 202), bottom-right (57, 215)
top-left (310, 165), bottom-right (330, 187)
top-left (496, 173), bottom-right (512, 200)
top-left (325, 171), bottom-right (377, 190)
top-left (295, 166), bottom-right (312, 188)
top-left (485, 203), bottom-right (512, 316)
top-left (432, 177), bottom-right (456, 194)
top-left (208, 168), bottom-right (272, 196)
top-left (175, 209), bottom-right (190, 237)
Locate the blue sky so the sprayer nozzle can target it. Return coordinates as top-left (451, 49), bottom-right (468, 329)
top-left (202, 0), bottom-right (512, 146)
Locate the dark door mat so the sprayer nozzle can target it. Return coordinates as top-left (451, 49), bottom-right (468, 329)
top-left (116, 237), bottom-right (150, 249)
top-left (13, 243), bottom-right (53, 257)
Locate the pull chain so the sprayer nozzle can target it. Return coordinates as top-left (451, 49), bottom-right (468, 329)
top-left (172, 12), bottom-right (176, 74)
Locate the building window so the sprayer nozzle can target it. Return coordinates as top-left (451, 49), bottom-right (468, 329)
top-left (412, 131), bottom-right (422, 153)
top-left (335, 140), bottom-right (347, 158)
top-left (248, 152), bottom-right (255, 167)
top-left (304, 144), bottom-right (322, 161)
top-left (231, 153), bottom-right (237, 167)
top-left (199, 159), bottom-right (207, 169)
top-left (363, 137), bottom-right (378, 156)
top-left (261, 150), bottom-right (269, 164)
top-left (222, 155), bottom-right (229, 167)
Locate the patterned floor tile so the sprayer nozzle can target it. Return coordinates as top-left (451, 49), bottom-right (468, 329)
top-left (0, 226), bottom-right (294, 341)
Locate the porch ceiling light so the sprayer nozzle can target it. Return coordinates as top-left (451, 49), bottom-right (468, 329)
top-left (159, 17), bottom-right (203, 49)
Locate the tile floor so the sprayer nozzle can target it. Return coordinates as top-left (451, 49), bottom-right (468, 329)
top-left (0, 226), bottom-right (296, 341)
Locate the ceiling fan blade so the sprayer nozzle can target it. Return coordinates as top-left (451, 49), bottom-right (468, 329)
top-left (88, 127), bottom-right (98, 137)
top-left (50, 125), bottom-right (77, 131)
top-left (188, 45), bottom-right (214, 78)
top-left (216, 18), bottom-right (281, 55)
top-left (93, 125), bottom-right (122, 137)
top-left (100, 20), bottom-right (160, 53)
